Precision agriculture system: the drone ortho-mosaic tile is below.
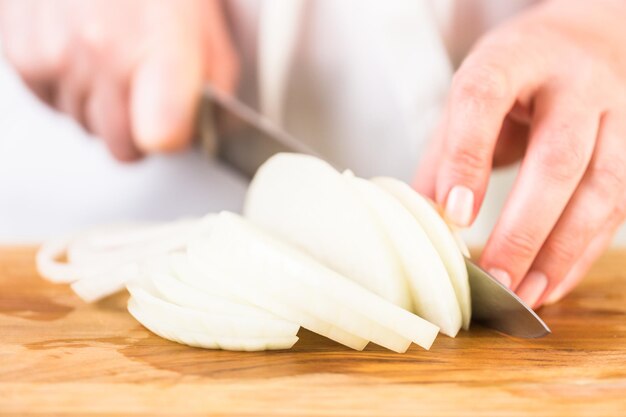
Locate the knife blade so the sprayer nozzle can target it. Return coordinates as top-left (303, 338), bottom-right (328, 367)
top-left (466, 259), bottom-right (550, 338)
top-left (198, 86), bottom-right (323, 179)
top-left (198, 86), bottom-right (551, 338)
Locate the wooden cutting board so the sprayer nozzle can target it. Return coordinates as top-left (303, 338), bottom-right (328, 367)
top-left (0, 246), bottom-right (625, 417)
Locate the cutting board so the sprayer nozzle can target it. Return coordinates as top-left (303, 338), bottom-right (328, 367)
top-left (0, 247), bottom-right (625, 416)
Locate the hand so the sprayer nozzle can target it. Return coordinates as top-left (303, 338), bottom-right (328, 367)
top-left (0, 0), bottom-right (238, 161)
top-left (414, 0), bottom-right (626, 307)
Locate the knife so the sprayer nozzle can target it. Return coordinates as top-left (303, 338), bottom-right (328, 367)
top-left (198, 85), bottom-right (551, 338)
top-left (198, 86), bottom-right (323, 178)
top-left (466, 260), bottom-right (550, 338)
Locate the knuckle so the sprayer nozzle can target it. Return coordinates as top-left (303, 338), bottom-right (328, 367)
top-left (542, 234), bottom-right (584, 266)
top-left (588, 156), bottom-right (626, 198)
top-left (448, 143), bottom-right (489, 174)
top-left (444, 141), bottom-right (491, 187)
top-left (41, 41), bottom-right (69, 75)
top-left (496, 229), bottom-right (538, 261)
top-left (452, 64), bottom-right (510, 103)
top-left (533, 126), bottom-right (588, 182)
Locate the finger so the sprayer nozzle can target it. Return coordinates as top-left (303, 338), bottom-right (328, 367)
top-left (480, 86), bottom-right (600, 292)
top-left (53, 51), bottom-right (90, 128)
top-left (35, 0), bottom-right (69, 77)
top-left (543, 209), bottom-right (624, 306)
top-left (201, 0), bottom-right (239, 94)
top-left (86, 77), bottom-right (142, 162)
top-left (421, 108), bottom-right (530, 192)
top-left (130, 39), bottom-right (203, 153)
top-left (55, 81), bottom-right (88, 128)
top-left (0, 0), bottom-right (66, 81)
top-left (1, 1), bottom-right (66, 107)
top-left (435, 29), bottom-right (550, 227)
top-left (0, 0), bottom-right (41, 80)
top-left (533, 113), bottom-right (626, 306)
top-left (1, 0), bottom-right (48, 103)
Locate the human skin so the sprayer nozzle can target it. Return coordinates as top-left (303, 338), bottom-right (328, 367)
top-left (0, 0), bottom-right (238, 161)
top-left (414, 0), bottom-right (626, 307)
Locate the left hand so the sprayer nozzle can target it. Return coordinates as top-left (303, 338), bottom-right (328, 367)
top-left (414, 0), bottom-right (626, 308)
top-left (0, 0), bottom-right (238, 161)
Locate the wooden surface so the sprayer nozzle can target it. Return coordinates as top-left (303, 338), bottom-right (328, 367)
top-left (0, 247), bottom-right (625, 417)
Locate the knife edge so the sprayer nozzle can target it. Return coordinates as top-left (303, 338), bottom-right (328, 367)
top-left (466, 258), bottom-right (551, 338)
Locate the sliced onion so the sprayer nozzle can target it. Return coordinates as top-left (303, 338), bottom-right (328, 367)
top-left (373, 177), bottom-right (471, 330)
top-left (37, 217), bottom-right (214, 302)
top-left (35, 153), bottom-right (478, 352)
top-left (127, 283), bottom-right (299, 338)
top-left (184, 249), bottom-right (370, 351)
top-left (128, 298), bottom-right (298, 351)
top-left (348, 176), bottom-right (461, 337)
top-left (244, 153), bottom-right (412, 310)
top-left (152, 265), bottom-right (280, 320)
top-left (71, 262), bottom-right (141, 302)
top-left (190, 212), bottom-right (439, 351)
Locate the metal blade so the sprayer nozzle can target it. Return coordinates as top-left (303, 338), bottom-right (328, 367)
top-left (466, 258), bottom-right (551, 338)
top-left (198, 86), bottom-right (322, 179)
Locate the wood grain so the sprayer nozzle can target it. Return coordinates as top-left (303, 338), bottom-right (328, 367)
top-left (0, 246), bottom-right (624, 417)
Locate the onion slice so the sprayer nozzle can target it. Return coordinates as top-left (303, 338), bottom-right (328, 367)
top-left (128, 298), bottom-right (299, 351)
top-left (348, 176), bottom-right (462, 337)
top-left (153, 262), bottom-right (281, 320)
top-left (184, 250), bottom-right (371, 351)
top-left (127, 282), bottom-right (300, 338)
top-left (37, 218), bottom-right (214, 302)
top-left (245, 153), bottom-right (412, 310)
top-left (373, 177), bottom-right (471, 330)
top-left (189, 212), bottom-right (439, 351)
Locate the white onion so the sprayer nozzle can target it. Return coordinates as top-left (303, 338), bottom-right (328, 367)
top-left (184, 244), bottom-right (370, 351)
top-left (37, 217), bottom-right (213, 301)
top-left (36, 153), bottom-right (472, 352)
top-left (151, 266), bottom-right (278, 319)
top-left (244, 153), bottom-right (412, 310)
top-left (127, 282), bottom-right (299, 338)
top-left (128, 298), bottom-right (299, 351)
top-left (189, 212), bottom-right (439, 351)
top-left (348, 176), bottom-right (462, 337)
top-left (373, 177), bottom-right (472, 329)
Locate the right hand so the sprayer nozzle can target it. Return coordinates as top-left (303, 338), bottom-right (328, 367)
top-left (0, 0), bottom-right (239, 161)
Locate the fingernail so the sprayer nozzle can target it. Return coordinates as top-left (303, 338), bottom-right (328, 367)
top-left (445, 185), bottom-right (474, 227)
top-left (488, 268), bottom-right (511, 288)
top-left (517, 271), bottom-right (548, 307)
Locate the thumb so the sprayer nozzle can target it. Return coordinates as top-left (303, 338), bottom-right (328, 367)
top-left (130, 42), bottom-right (202, 153)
